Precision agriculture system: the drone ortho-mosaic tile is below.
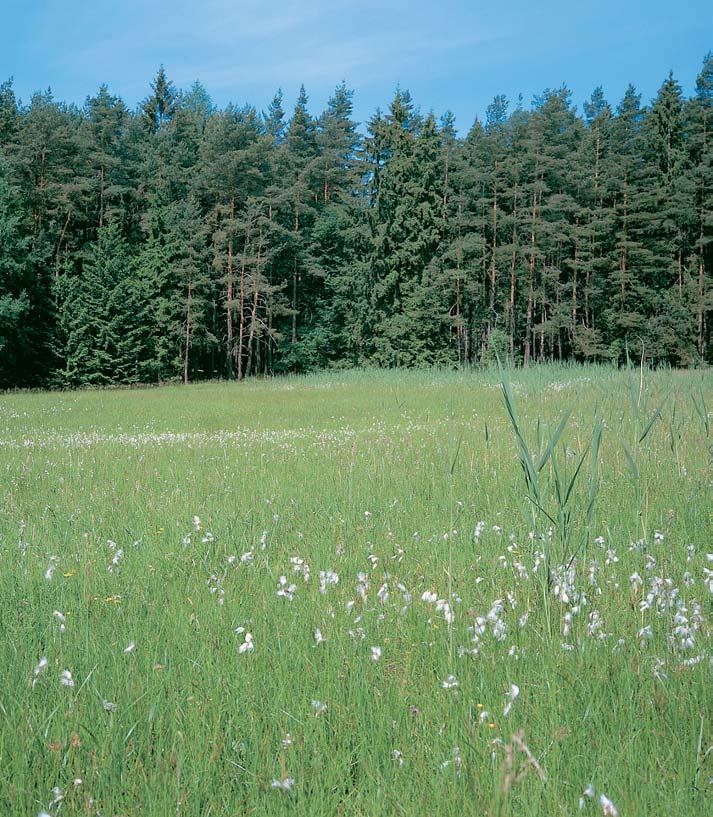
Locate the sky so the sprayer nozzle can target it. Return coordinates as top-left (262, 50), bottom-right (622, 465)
top-left (2, 1), bottom-right (712, 130)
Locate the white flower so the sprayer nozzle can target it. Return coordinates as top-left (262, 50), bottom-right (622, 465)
top-left (435, 598), bottom-right (453, 625)
top-left (277, 576), bottom-right (297, 601)
top-left (124, 641), bottom-right (136, 654)
top-left (311, 699), bottom-right (327, 716)
top-left (53, 610), bottom-right (67, 633)
top-left (442, 674), bottom-right (459, 690)
top-left (503, 683), bottom-right (520, 716)
top-left (240, 550), bottom-right (254, 564)
top-left (44, 556), bottom-right (59, 581)
top-left (107, 547), bottom-right (124, 573)
top-left (60, 670), bottom-right (74, 688)
top-left (271, 777), bottom-right (294, 790)
top-left (32, 656), bottom-right (48, 688)
top-left (313, 628), bottom-right (325, 645)
top-left (599, 794), bottom-right (619, 816)
top-left (371, 646), bottom-right (382, 662)
top-left (193, 515), bottom-right (201, 531)
top-left (318, 570), bottom-right (339, 594)
top-left (102, 700), bottom-right (117, 712)
top-left (421, 591), bottom-right (438, 603)
top-left (282, 733), bottom-right (293, 748)
top-left (238, 633), bottom-right (254, 654)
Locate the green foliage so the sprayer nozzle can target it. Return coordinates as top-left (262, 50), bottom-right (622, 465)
top-left (0, 58), bottom-right (712, 388)
top-left (0, 368), bottom-right (709, 816)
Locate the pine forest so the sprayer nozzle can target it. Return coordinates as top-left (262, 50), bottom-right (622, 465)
top-left (1, 56), bottom-right (712, 388)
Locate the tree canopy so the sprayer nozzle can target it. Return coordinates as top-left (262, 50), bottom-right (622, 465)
top-left (1, 58), bottom-right (711, 387)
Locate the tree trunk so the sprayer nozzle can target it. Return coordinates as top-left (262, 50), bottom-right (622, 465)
top-left (226, 196), bottom-right (235, 378)
top-left (524, 188), bottom-right (539, 366)
top-left (183, 277), bottom-right (193, 385)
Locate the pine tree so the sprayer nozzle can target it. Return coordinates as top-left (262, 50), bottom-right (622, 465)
top-left (142, 66), bottom-right (177, 134)
top-left (686, 53), bottom-right (713, 360)
top-left (61, 222), bottom-right (141, 385)
top-left (0, 154), bottom-right (33, 386)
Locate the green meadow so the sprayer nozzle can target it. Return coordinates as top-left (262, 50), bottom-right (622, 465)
top-left (0, 366), bottom-right (710, 816)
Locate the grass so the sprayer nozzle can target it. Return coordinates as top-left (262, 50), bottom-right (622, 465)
top-left (0, 364), bottom-right (710, 816)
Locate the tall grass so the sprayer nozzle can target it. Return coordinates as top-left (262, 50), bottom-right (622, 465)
top-left (0, 365), bottom-right (709, 816)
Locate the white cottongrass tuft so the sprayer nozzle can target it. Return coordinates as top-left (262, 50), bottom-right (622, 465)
top-left (271, 777), bottom-right (294, 791)
top-left (503, 683), bottom-right (520, 717)
top-left (32, 656), bottom-right (48, 688)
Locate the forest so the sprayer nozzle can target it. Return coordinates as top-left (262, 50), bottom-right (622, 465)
top-left (0, 55), bottom-right (711, 387)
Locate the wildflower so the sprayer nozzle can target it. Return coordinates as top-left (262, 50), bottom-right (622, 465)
top-left (277, 576), bottom-right (297, 601)
top-left (102, 700), bottom-right (117, 713)
top-left (421, 591), bottom-right (438, 603)
top-left (319, 570), bottom-right (339, 594)
top-left (503, 683), bottom-right (520, 717)
top-left (442, 674), bottom-right (459, 690)
top-left (356, 572), bottom-right (369, 600)
top-left (124, 641), bottom-right (136, 654)
top-left (579, 783), bottom-right (595, 809)
top-left (377, 582), bottom-right (389, 603)
top-left (311, 699), bottom-right (327, 716)
top-left (282, 733), bottom-right (293, 748)
top-left (108, 548), bottom-right (124, 573)
top-left (271, 777), bottom-right (294, 791)
top-left (193, 515), bottom-right (201, 531)
top-left (371, 646), bottom-right (382, 662)
top-left (238, 632), bottom-right (254, 654)
top-left (32, 656), bottom-right (48, 688)
top-left (291, 556), bottom-right (311, 582)
top-left (240, 550), bottom-right (254, 564)
top-left (393, 749), bottom-right (404, 767)
top-left (599, 794), bottom-right (619, 816)
top-left (492, 619), bottom-right (507, 641)
top-left (435, 598), bottom-right (453, 625)
top-left (45, 556), bottom-right (59, 581)
top-left (313, 628), bottom-right (325, 645)
top-left (53, 610), bottom-right (66, 633)
top-left (60, 670), bottom-right (74, 688)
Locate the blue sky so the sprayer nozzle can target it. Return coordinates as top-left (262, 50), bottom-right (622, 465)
top-left (2, 1), bottom-right (711, 129)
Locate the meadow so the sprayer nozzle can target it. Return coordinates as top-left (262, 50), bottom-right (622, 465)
top-left (0, 365), bottom-right (710, 817)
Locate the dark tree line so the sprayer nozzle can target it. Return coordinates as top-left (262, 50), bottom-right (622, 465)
top-left (0, 56), bottom-right (711, 387)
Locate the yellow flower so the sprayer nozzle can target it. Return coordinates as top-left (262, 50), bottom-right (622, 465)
top-left (63, 570), bottom-right (77, 577)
